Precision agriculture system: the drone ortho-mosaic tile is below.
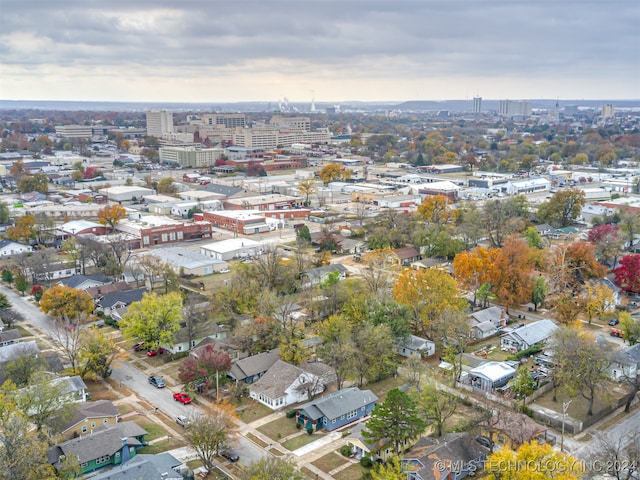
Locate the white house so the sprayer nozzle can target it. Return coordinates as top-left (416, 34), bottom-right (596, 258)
top-left (200, 238), bottom-right (266, 261)
top-left (500, 319), bottom-right (558, 353)
top-left (469, 361), bottom-right (517, 392)
top-left (394, 335), bottom-right (435, 358)
top-left (610, 344), bottom-right (640, 381)
top-left (469, 306), bottom-right (507, 339)
top-left (0, 239), bottom-right (32, 256)
top-left (249, 359), bottom-right (336, 410)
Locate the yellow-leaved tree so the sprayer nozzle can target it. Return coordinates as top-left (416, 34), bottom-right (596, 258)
top-left (485, 441), bottom-right (583, 480)
top-left (393, 268), bottom-right (467, 336)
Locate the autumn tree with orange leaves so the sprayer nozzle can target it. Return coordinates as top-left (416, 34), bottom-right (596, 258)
top-left (490, 236), bottom-right (533, 313)
top-left (416, 195), bottom-right (458, 229)
top-left (97, 204), bottom-right (127, 232)
top-left (453, 247), bottom-right (500, 307)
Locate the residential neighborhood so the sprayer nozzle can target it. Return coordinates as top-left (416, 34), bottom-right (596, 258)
top-left (0, 102), bottom-right (639, 480)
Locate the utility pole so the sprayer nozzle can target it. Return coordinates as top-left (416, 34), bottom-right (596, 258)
top-left (561, 400), bottom-right (572, 452)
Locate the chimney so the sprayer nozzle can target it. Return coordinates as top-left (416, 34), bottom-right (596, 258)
top-left (120, 437), bottom-right (132, 465)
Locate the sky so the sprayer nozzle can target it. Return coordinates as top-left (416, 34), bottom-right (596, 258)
top-left (1, 0), bottom-right (639, 103)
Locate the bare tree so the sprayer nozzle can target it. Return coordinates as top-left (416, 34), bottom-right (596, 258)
top-left (181, 292), bottom-right (210, 350)
top-left (50, 316), bottom-right (86, 373)
top-left (591, 432), bottom-right (640, 480)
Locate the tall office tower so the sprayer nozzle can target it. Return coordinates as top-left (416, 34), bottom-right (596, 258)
top-left (473, 97), bottom-right (482, 114)
top-left (601, 104), bottom-right (615, 119)
top-left (146, 110), bottom-right (174, 137)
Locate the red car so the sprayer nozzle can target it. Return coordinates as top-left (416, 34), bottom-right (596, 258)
top-left (173, 392), bottom-right (192, 404)
top-left (146, 348), bottom-right (165, 357)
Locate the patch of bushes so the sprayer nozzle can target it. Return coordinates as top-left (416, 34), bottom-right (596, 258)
top-left (340, 445), bottom-right (352, 457)
top-left (103, 317), bottom-right (119, 329)
top-left (360, 456), bottom-right (373, 468)
top-left (285, 409), bottom-right (296, 418)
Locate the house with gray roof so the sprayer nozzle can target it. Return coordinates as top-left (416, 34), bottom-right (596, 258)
top-left (500, 319), bottom-right (558, 353)
top-left (295, 387), bottom-right (378, 432)
top-left (58, 273), bottom-right (111, 291)
top-left (0, 239), bottom-right (32, 256)
top-left (610, 344), bottom-right (640, 381)
top-left (394, 335), bottom-right (435, 358)
top-left (58, 400), bottom-right (120, 439)
top-left (0, 329), bottom-right (21, 347)
top-left (139, 246), bottom-right (228, 276)
top-left (249, 359), bottom-right (336, 410)
top-left (0, 340), bottom-right (39, 363)
top-left (470, 306), bottom-right (507, 339)
top-left (228, 348), bottom-right (280, 383)
top-left (96, 287), bottom-right (147, 316)
top-left (403, 432), bottom-right (489, 480)
top-left (48, 421), bottom-right (148, 475)
top-left (301, 264), bottom-right (349, 288)
top-left (87, 453), bottom-right (183, 480)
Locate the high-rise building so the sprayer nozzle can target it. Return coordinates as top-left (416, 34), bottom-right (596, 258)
top-left (146, 110), bottom-right (174, 137)
top-left (601, 104), bottom-right (615, 119)
top-left (473, 97), bottom-right (482, 114)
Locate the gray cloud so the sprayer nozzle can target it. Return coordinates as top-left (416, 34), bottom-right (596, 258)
top-left (1, 0), bottom-right (638, 101)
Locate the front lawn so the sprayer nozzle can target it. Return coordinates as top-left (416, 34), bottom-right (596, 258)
top-left (257, 417), bottom-right (299, 441)
top-left (333, 463), bottom-right (369, 480)
top-left (367, 375), bottom-right (405, 400)
top-left (282, 432), bottom-right (324, 451)
top-left (312, 452), bottom-right (350, 473)
top-left (235, 399), bottom-right (274, 423)
top-left (533, 383), bottom-right (628, 422)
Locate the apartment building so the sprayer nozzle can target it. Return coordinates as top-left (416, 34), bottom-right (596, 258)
top-left (146, 110), bottom-right (174, 137)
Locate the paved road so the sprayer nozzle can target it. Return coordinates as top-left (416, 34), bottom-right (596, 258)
top-left (0, 284), bottom-right (57, 338)
top-left (111, 358), bottom-right (267, 466)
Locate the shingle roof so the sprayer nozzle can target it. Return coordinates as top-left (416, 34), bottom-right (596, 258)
top-left (89, 453), bottom-right (183, 480)
top-left (303, 264), bottom-right (348, 281)
top-left (49, 421), bottom-right (147, 464)
top-left (0, 340), bottom-right (39, 363)
top-left (60, 273), bottom-right (111, 289)
top-left (98, 288), bottom-right (147, 309)
top-left (250, 360), bottom-right (336, 399)
top-left (405, 432), bottom-right (488, 476)
top-left (0, 329), bottom-right (22, 343)
top-left (229, 349), bottom-right (280, 381)
top-left (59, 400), bottom-right (119, 434)
top-left (471, 306), bottom-right (505, 325)
top-left (296, 387), bottom-right (378, 421)
top-left (503, 319), bottom-right (558, 347)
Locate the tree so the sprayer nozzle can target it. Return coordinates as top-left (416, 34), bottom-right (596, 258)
top-left (178, 345), bottom-right (231, 401)
top-left (453, 247), bottom-right (499, 307)
top-left (0, 293), bottom-right (11, 311)
top-left (184, 402), bottom-right (238, 473)
top-left (1, 270), bottom-right (14, 284)
top-left (17, 173), bottom-right (49, 194)
top-left (318, 163), bottom-right (349, 185)
top-left (14, 274), bottom-right (28, 296)
top-left (552, 327), bottom-right (610, 416)
top-left (351, 322), bottom-right (397, 386)
top-left (531, 276), bottom-right (547, 312)
top-left (49, 316), bottom-right (86, 373)
top-left (0, 393), bottom-right (58, 480)
top-left (614, 254), bottom-right (640, 293)
top-left (485, 441), bottom-right (582, 480)
top-left (239, 457), bottom-right (306, 480)
top-left (583, 280), bottom-right (615, 324)
top-left (296, 224), bottom-right (311, 243)
top-left (297, 178), bottom-right (318, 206)
top-left (592, 431), bottom-right (640, 480)
top-left (523, 226), bottom-right (543, 249)
top-left (79, 327), bottom-right (116, 379)
top-left (360, 248), bottom-right (396, 299)
top-left (491, 236), bottom-right (533, 313)
top-left (97, 204), bottom-right (127, 232)
top-left (416, 195), bottom-right (458, 229)
top-left (120, 292), bottom-right (183, 350)
top-left (588, 223), bottom-right (623, 267)
top-left (0, 201), bottom-right (10, 224)
top-left (363, 388), bottom-right (426, 455)
top-left (4, 354), bottom-right (48, 387)
top-left (620, 311), bottom-right (640, 346)
top-left (512, 366), bottom-right (536, 410)
top-left (6, 213), bottom-right (36, 243)
top-left (15, 372), bottom-right (73, 432)
top-left (537, 189), bottom-right (586, 227)
top-left (618, 209), bottom-right (640, 252)
top-left (370, 455), bottom-right (405, 480)
top-left (156, 177), bottom-right (178, 195)
top-left (40, 285), bottom-right (94, 321)
top-left (413, 381), bottom-right (458, 437)
top-left (393, 268), bottom-right (467, 336)
top-left (482, 197), bottom-right (529, 247)
top-left (317, 315), bottom-right (355, 390)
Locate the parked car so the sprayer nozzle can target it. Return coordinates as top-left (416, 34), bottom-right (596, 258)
top-left (147, 348), bottom-right (166, 357)
top-left (173, 392), bottom-right (192, 405)
top-left (133, 342), bottom-right (145, 351)
top-left (611, 328), bottom-right (625, 338)
top-left (148, 376), bottom-right (165, 388)
top-left (609, 318), bottom-right (620, 326)
top-left (219, 268), bottom-right (230, 273)
top-left (220, 450), bottom-right (239, 462)
top-left (176, 415), bottom-right (190, 427)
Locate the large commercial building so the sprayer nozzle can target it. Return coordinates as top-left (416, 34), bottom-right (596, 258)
top-left (269, 116), bottom-right (311, 131)
top-left (146, 110), bottom-right (174, 137)
top-left (498, 100), bottom-right (532, 118)
top-left (159, 146), bottom-right (225, 168)
top-left (54, 125), bottom-right (95, 139)
top-left (199, 113), bottom-right (246, 129)
top-left (231, 127), bottom-right (331, 149)
top-left (473, 97), bottom-right (482, 114)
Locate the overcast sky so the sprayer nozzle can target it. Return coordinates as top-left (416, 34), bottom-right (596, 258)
top-left (1, 0), bottom-right (638, 103)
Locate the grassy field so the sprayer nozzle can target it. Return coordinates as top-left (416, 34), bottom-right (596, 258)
top-left (533, 383), bottom-right (628, 422)
top-left (235, 399), bottom-right (274, 423)
top-left (333, 463), bottom-right (369, 480)
top-left (367, 375), bottom-right (405, 400)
